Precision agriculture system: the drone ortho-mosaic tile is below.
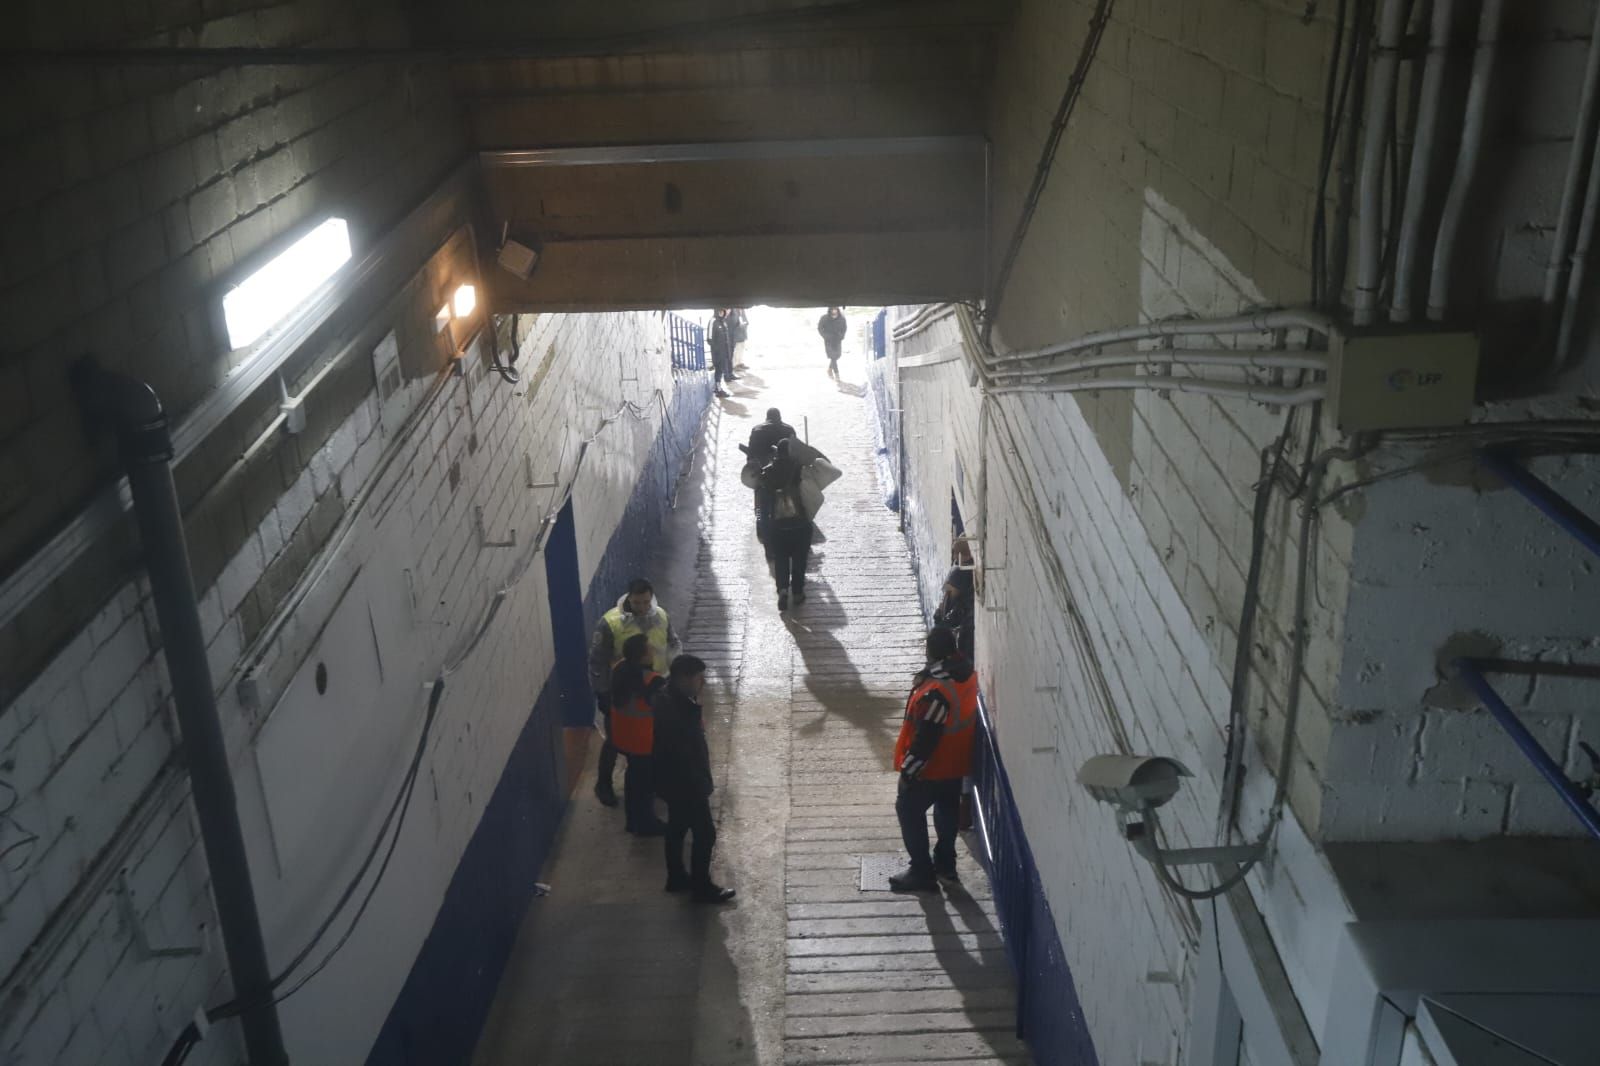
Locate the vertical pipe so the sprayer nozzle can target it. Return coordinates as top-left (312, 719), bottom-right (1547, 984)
top-left (1426, 0), bottom-right (1505, 321)
top-left (1354, 0), bottom-right (1411, 325)
top-left (1555, 120), bottom-right (1600, 371)
top-left (1542, 0), bottom-right (1600, 319)
top-left (72, 363), bottom-right (289, 1065)
top-left (1392, 0), bottom-right (1458, 322)
top-left (1455, 659), bottom-right (1600, 841)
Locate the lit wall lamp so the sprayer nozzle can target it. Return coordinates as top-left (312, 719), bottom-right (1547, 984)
top-left (434, 282), bottom-right (482, 369)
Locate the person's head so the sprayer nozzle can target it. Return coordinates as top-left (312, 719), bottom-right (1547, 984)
top-left (827, 306), bottom-right (841, 317)
top-left (926, 626), bottom-right (959, 662)
top-left (952, 536), bottom-right (972, 566)
top-left (766, 407), bottom-right (782, 423)
top-left (669, 654), bottom-right (707, 699)
top-left (715, 308), bottom-right (728, 318)
top-left (625, 578), bottom-right (654, 614)
top-left (621, 633), bottom-right (650, 666)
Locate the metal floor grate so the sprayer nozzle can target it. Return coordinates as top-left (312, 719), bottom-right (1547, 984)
top-left (858, 852), bottom-right (904, 892)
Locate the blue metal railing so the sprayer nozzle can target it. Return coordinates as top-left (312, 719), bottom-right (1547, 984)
top-left (668, 313), bottom-right (706, 372)
top-left (1460, 449), bottom-right (1600, 842)
top-left (1455, 658), bottom-right (1600, 842)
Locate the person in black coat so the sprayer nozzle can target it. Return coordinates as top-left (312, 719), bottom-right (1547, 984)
top-left (652, 655), bottom-right (736, 903)
top-left (817, 306), bottom-right (847, 378)
top-left (744, 408), bottom-right (796, 545)
top-left (932, 536), bottom-right (975, 659)
top-left (759, 439), bottom-right (815, 611)
top-left (709, 309), bottom-right (736, 396)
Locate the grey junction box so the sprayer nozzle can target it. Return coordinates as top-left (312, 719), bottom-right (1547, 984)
top-left (1329, 329), bottom-right (1480, 432)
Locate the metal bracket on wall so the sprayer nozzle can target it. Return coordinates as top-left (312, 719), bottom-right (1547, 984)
top-left (115, 872), bottom-right (203, 961)
top-left (474, 505), bottom-right (516, 549)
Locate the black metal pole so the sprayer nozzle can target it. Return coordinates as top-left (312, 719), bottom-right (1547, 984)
top-left (73, 362), bottom-right (289, 1065)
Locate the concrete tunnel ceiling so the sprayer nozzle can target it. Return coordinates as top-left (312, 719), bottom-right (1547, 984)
top-left (411, 0), bottom-right (1009, 309)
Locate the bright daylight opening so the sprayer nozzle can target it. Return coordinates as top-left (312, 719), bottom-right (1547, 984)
top-left (222, 217), bottom-right (352, 350)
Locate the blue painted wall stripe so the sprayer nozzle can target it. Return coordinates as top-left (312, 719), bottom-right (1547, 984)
top-left (365, 372), bottom-right (711, 1066)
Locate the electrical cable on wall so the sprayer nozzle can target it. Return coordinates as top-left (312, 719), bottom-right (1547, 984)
top-left (160, 328), bottom-right (701, 1066)
top-left (981, 0), bottom-right (1116, 347)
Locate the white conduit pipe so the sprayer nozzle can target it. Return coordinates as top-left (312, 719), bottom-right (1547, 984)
top-left (993, 308), bottom-right (1335, 365)
top-left (986, 348), bottom-right (1332, 380)
top-left (988, 375), bottom-right (1326, 406)
top-left (1354, 0), bottom-right (1411, 325)
top-left (1426, 0), bottom-right (1505, 321)
top-left (1392, 0), bottom-right (1458, 323)
top-left (1543, 0), bottom-right (1600, 322)
top-left (1555, 114), bottom-right (1600, 369)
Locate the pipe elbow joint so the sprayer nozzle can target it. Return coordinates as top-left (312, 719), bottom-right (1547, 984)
top-left (69, 357), bottom-right (172, 464)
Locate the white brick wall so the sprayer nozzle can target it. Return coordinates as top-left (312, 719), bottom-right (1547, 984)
top-left (892, 333), bottom-right (1355, 1061)
top-left (0, 308), bottom-right (688, 1065)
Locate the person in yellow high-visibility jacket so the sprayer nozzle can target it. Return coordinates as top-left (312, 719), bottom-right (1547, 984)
top-left (889, 626), bottom-right (978, 893)
top-left (587, 577), bottom-right (679, 808)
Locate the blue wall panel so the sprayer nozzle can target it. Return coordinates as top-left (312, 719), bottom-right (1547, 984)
top-left (366, 370), bottom-right (711, 1066)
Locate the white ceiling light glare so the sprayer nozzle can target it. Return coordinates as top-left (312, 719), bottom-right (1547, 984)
top-left (452, 283), bottom-right (476, 318)
top-left (222, 218), bottom-right (353, 350)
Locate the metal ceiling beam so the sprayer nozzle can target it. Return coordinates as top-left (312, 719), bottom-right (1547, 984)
top-left (481, 137), bottom-right (987, 168)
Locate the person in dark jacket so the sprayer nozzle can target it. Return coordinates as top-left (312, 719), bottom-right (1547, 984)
top-left (744, 408), bottom-right (796, 545)
top-left (610, 634), bottom-right (669, 835)
top-left (817, 306), bottom-right (847, 378)
top-left (760, 438), bottom-right (813, 611)
top-left (652, 655), bottom-right (736, 903)
top-left (709, 308), bottom-right (736, 397)
top-left (932, 536), bottom-right (975, 659)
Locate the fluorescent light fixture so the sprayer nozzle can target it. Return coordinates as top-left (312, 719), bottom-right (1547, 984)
top-left (453, 284), bottom-right (476, 318)
top-left (222, 218), bottom-right (352, 350)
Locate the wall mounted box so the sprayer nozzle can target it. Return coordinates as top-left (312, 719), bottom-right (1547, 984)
top-left (1329, 330), bottom-right (1479, 432)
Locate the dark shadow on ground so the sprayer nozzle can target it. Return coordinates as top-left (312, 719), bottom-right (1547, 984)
top-left (917, 883), bottom-right (1030, 1061)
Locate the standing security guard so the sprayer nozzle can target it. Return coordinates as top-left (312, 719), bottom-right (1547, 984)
top-left (588, 577), bottom-right (679, 808)
top-left (889, 626), bottom-right (978, 892)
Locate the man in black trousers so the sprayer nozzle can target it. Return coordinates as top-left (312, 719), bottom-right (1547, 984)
top-left (652, 654), bottom-right (736, 904)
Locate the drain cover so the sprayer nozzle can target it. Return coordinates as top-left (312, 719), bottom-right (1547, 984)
top-left (859, 852), bottom-right (904, 892)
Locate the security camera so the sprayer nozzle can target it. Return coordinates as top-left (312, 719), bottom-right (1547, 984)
top-left (1077, 754), bottom-right (1192, 812)
top-left (1080, 754), bottom-right (1264, 885)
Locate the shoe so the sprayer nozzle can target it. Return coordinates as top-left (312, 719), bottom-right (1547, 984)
top-left (664, 875), bottom-right (689, 894)
top-left (792, 588), bottom-right (806, 605)
top-left (714, 388), bottom-right (729, 398)
top-left (888, 866), bottom-right (939, 893)
top-left (691, 884), bottom-right (737, 904)
top-left (726, 373), bottom-right (740, 381)
top-left (935, 865), bottom-right (961, 885)
top-left (594, 782), bottom-right (619, 807)
top-left (630, 821), bottom-right (667, 837)
top-left (777, 590), bottom-right (789, 611)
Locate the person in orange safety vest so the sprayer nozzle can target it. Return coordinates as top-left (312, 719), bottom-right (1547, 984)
top-left (610, 634), bottom-right (669, 835)
top-left (889, 626), bottom-right (978, 892)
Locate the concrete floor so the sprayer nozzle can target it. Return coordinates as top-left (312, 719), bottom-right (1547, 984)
top-left (472, 309), bottom-right (1030, 1066)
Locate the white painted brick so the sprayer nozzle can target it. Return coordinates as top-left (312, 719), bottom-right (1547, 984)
top-left (215, 533), bottom-right (266, 617)
top-left (1419, 708), bottom-right (1573, 785)
top-left (82, 615), bottom-right (152, 719)
top-left (205, 616), bottom-right (244, 688)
